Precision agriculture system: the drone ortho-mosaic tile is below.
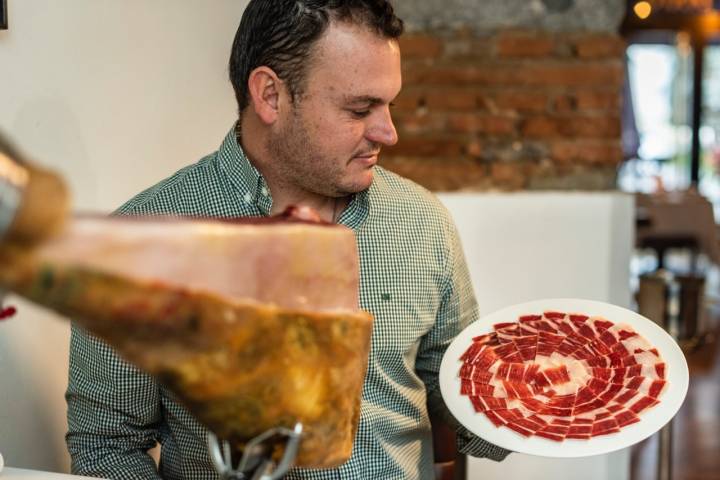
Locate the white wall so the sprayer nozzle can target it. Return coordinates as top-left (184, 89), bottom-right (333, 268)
top-left (0, 0), bottom-right (247, 211)
top-left (0, 0), bottom-right (248, 472)
top-left (438, 192), bottom-right (634, 480)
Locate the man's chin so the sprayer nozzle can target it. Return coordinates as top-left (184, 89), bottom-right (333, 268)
top-left (340, 170), bottom-right (375, 195)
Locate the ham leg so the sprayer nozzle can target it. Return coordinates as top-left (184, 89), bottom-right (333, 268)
top-left (0, 213), bottom-right (372, 468)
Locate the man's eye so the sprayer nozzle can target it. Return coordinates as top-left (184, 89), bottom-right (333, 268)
top-left (350, 110), bottom-right (371, 118)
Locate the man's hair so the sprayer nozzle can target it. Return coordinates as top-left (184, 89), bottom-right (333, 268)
top-left (229, 0), bottom-right (404, 113)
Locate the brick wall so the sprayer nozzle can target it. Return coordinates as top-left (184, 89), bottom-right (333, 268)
top-left (383, 30), bottom-right (626, 191)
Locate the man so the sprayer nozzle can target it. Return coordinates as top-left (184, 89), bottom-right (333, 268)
top-left (66, 1), bottom-right (510, 478)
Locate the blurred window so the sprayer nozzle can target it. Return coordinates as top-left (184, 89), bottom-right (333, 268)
top-left (619, 33), bottom-right (695, 193)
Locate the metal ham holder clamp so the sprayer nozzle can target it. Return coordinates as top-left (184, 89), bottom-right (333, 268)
top-left (207, 423), bottom-right (303, 480)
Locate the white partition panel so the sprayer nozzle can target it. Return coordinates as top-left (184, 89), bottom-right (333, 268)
top-left (0, 0), bottom-right (248, 473)
top-left (438, 192), bottom-right (634, 480)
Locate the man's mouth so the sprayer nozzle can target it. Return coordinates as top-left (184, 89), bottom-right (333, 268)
top-left (353, 151), bottom-right (381, 160)
top-left (352, 153), bottom-right (379, 167)
top-left (355, 150), bottom-right (380, 158)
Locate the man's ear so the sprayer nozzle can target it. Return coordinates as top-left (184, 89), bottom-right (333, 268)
top-left (247, 66), bottom-right (284, 125)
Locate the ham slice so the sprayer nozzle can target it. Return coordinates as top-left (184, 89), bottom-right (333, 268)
top-left (0, 212), bottom-right (372, 468)
top-left (458, 312), bottom-right (667, 442)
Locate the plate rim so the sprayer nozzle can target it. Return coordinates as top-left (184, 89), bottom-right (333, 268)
top-left (439, 297), bottom-right (689, 458)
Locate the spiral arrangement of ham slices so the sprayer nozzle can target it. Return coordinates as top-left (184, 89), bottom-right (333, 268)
top-left (459, 311), bottom-right (667, 441)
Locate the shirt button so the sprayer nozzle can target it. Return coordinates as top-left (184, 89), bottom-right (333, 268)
top-left (243, 193), bottom-right (252, 203)
top-left (261, 187), bottom-right (268, 196)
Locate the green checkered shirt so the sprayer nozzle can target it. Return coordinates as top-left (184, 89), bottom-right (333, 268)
top-left (66, 127), bottom-right (509, 479)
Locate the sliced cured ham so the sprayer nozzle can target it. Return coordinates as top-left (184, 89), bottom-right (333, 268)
top-left (458, 311), bottom-right (667, 442)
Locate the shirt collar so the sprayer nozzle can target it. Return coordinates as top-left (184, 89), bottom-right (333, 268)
top-left (216, 124), bottom-right (369, 229)
top-left (216, 126), bottom-right (272, 216)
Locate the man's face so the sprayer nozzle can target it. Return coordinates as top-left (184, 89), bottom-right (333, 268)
top-left (267, 21), bottom-right (401, 197)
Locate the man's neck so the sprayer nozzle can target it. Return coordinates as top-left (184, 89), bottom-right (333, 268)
top-left (270, 187), bottom-right (348, 222)
top-left (236, 118), bottom-right (348, 223)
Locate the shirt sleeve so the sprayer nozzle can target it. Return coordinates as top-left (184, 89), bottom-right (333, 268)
top-left (66, 323), bottom-right (163, 479)
top-left (414, 216), bottom-right (512, 462)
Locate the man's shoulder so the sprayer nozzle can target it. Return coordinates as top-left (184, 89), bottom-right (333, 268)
top-left (116, 153), bottom-right (221, 216)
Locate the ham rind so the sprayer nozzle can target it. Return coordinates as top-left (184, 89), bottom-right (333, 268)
top-left (0, 213), bottom-right (372, 469)
top-left (458, 312), bottom-right (666, 442)
top-left (33, 216), bottom-right (361, 312)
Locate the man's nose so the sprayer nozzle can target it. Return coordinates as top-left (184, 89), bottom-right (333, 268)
top-left (367, 107), bottom-right (398, 146)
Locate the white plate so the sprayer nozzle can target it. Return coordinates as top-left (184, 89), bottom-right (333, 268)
top-left (439, 298), bottom-right (689, 458)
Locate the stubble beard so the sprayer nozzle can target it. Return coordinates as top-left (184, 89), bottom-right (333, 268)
top-left (267, 109), bottom-right (351, 198)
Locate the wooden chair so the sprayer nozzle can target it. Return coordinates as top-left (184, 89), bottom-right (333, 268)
top-left (431, 415), bottom-right (466, 480)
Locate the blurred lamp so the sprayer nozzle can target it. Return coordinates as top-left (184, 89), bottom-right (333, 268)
top-left (634, 1), bottom-right (653, 19)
